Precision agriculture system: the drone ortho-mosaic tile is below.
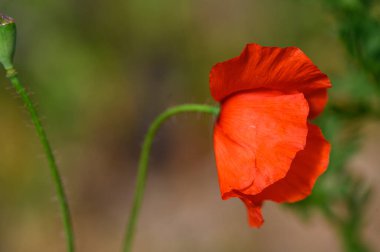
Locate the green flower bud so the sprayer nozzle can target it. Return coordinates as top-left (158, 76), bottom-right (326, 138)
top-left (0, 14), bottom-right (16, 70)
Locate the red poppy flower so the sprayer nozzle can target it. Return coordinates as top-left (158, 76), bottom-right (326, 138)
top-left (210, 43), bottom-right (331, 227)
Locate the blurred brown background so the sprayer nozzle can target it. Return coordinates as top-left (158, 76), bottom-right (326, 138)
top-left (0, 0), bottom-right (379, 251)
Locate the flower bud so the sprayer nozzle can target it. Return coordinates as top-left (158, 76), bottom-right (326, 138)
top-left (0, 14), bottom-right (16, 70)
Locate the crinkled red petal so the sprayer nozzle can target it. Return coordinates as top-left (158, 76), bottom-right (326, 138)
top-left (209, 43), bottom-right (331, 117)
top-left (240, 198), bottom-right (264, 227)
top-left (213, 91), bottom-right (309, 198)
top-left (252, 123), bottom-right (331, 203)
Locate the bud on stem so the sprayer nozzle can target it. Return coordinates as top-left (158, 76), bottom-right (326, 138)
top-left (0, 14), bottom-right (16, 70)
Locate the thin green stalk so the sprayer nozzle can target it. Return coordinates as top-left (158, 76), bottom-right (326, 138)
top-left (6, 68), bottom-right (75, 252)
top-left (123, 104), bottom-right (219, 252)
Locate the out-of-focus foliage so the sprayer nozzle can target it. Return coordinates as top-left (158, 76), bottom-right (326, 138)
top-left (325, 0), bottom-right (380, 85)
top-left (291, 1), bottom-right (380, 251)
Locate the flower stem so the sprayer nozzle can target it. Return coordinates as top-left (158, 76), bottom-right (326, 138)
top-left (5, 68), bottom-right (75, 252)
top-left (123, 104), bottom-right (219, 252)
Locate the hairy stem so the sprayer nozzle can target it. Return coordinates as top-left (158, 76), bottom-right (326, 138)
top-left (6, 68), bottom-right (75, 252)
top-left (123, 104), bottom-right (219, 252)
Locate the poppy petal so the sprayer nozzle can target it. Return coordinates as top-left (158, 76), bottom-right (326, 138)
top-left (304, 89), bottom-right (329, 119)
top-left (209, 43), bottom-right (332, 114)
top-left (214, 124), bottom-right (256, 197)
top-left (252, 123), bottom-right (331, 203)
top-left (213, 91), bottom-right (309, 198)
top-left (241, 197), bottom-right (264, 227)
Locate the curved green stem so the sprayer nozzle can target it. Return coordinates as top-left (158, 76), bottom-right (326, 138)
top-left (6, 68), bottom-right (75, 252)
top-left (123, 104), bottom-right (219, 252)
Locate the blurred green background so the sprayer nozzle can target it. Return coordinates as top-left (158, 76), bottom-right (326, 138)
top-left (0, 0), bottom-right (379, 251)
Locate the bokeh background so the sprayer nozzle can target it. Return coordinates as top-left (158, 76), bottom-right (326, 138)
top-left (0, 0), bottom-right (379, 251)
